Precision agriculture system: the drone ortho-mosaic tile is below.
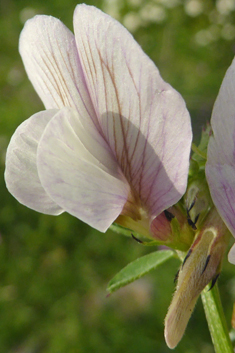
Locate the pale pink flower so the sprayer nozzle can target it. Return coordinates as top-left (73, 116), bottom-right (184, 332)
top-left (5, 5), bottom-right (192, 235)
top-left (206, 58), bottom-right (235, 263)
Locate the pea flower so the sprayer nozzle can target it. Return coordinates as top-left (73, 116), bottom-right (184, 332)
top-left (4, 4), bottom-right (192, 237)
top-left (206, 57), bottom-right (235, 264)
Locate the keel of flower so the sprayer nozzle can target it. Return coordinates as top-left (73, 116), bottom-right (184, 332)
top-left (164, 210), bottom-right (229, 349)
top-left (150, 206), bottom-right (195, 250)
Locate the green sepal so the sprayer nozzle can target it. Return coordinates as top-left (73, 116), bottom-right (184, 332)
top-left (110, 223), bottom-right (157, 243)
top-left (109, 223), bottom-right (134, 237)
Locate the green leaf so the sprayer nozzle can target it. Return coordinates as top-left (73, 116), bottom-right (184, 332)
top-left (107, 250), bottom-right (175, 294)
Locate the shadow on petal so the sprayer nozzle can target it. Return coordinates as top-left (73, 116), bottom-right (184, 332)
top-left (99, 112), bottom-right (189, 221)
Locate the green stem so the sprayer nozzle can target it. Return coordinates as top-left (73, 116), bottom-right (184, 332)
top-left (201, 284), bottom-right (233, 353)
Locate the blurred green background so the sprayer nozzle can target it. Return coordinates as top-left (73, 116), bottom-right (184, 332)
top-left (1, 0), bottom-right (235, 352)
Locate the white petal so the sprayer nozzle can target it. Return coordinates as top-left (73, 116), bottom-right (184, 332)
top-left (206, 57), bottom-right (235, 238)
top-left (37, 107), bottom-right (130, 232)
top-left (73, 5), bottom-right (192, 217)
top-left (5, 110), bottom-right (63, 215)
top-left (19, 14), bottom-right (96, 123)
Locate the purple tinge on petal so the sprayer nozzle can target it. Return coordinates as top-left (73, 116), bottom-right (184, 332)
top-left (73, 4), bottom-right (192, 219)
top-left (37, 107), bottom-right (130, 232)
top-left (206, 57), bottom-right (235, 247)
top-left (5, 110), bottom-right (63, 215)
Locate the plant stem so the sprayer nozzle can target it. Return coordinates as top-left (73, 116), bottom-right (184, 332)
top-left (201, 283), bottom-right (233, 353)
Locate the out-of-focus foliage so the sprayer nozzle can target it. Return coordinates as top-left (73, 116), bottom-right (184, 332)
top-left (0, 0), bottom-right (235, 352)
